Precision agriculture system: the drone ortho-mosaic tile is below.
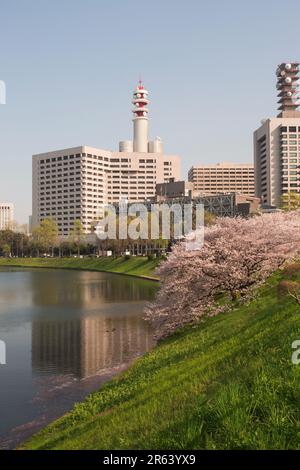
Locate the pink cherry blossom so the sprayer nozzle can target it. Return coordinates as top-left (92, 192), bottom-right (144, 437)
top-left (145, 211), bottom-right (300, 339)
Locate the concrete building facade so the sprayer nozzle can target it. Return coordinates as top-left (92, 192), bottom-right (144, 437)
top-left (188, 162), bottom-right (255, 196)
top-left (0, 203), bottom-right (14, 230)
top-left (156, 178), bottom-right (194, 200)
top-left (32, 82), bottom-right (181, 234)
top-left (254, 62), bottom-right (300, 206)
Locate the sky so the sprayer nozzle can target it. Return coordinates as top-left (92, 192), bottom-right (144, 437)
top-left (1, 0), bottom-right (300, 223)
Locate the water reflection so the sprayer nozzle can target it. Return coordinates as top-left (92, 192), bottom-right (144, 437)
top-left (30, 269), bottom-right (156, 307)
top-left (0, 268), bottom-right (157, 446)
top-left (32, 315), bottom-right (153, 378)
top-left (28, 269), bottom-right (155, 378)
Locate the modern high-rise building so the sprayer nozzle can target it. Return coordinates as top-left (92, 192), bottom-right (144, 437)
top-left (32, 82), bottom-right (181, 234)
top-left (254, 62), bottom-right (300, 206)
top-left (188, 162), bottom-right (255, 196)
top-left (0, 203), bottom-right (14, 230)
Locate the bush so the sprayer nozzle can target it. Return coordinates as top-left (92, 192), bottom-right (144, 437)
top-left (282, 262), bottom-right (300, 278)
top-left (277, 280), bottom-right (297, 298)
top-left (278, 279), bottom-right (300, 310)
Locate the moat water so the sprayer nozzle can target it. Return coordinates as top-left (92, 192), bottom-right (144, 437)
top-left (0, 267), bottom-right (157, 449)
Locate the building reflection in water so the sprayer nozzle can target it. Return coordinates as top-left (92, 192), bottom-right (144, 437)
top-left (30, 270), bottom-right (157, 379)
top-left (32, 314), bottom-right (154, 378)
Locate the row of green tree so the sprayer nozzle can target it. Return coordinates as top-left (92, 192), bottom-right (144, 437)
top-left (0, 217), bottom-right (173, 258)
top-left (281, 191), bottom-right (300, 211)
top-left (0, 219), bottom-right (88, 258)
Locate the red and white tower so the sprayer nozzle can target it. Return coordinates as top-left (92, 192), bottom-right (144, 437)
top-left (132, 80), bottom-right (149, 152)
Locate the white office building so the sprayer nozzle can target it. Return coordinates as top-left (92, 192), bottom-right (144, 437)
top-left (188, 162), bottom-right (255, 196)
top-left (32, 82), bottom-right (181, 234)
top-left (254, 62), bottom-right (300, 206)
top-left (0, 203), bottom-right (14, 230)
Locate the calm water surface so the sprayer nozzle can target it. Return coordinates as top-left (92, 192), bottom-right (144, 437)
top-left (0, 267), bottom-right (157, 448)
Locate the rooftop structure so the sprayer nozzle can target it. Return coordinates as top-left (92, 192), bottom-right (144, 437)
top-left (276, 62), bottom-right (300, 116)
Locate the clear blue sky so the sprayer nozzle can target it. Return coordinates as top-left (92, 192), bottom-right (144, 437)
top-left (1, 0), bottom-right (299, 223)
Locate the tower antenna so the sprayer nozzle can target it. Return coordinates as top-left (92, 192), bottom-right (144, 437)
top-left (276, 62), bottom-right (300, 116)
top-left (132, 77), bottom-right (149, 152)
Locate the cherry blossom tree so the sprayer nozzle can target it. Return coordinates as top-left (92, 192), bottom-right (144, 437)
top-left (145, 212), bottom-right (300, 338)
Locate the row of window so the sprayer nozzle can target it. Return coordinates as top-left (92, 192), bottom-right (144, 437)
top-left (194, 176), bottom-right (254, 180)
top-left (280, 127), bottom-right (300, 132)
top-left (192, 171), bottom-right (253, 176)
top-left (39, 155), bottom-right (171, 165)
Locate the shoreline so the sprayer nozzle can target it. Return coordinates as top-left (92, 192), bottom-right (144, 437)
top-left (0, 257), bottom-right (160, 282)
top-left (1, 361), bottom-right (138, 450)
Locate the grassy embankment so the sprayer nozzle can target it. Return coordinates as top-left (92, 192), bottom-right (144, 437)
top-left (0, 256), bottom-right (160, 280)
top-left (21, 266), bottom-right (300, 450)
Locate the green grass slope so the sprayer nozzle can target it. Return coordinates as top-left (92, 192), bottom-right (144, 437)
top-left (0, 256), bottom-right (160, 280)
top-left (21, 269), bottom-right (300, 450)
